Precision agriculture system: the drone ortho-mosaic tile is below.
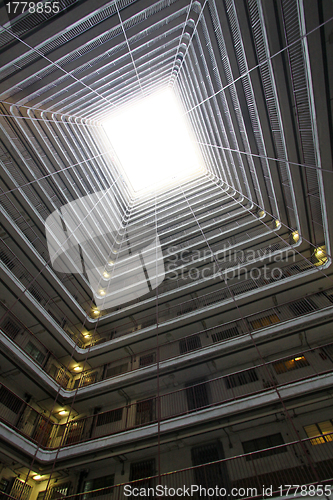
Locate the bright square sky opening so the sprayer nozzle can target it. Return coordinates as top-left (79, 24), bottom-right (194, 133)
top-left (102, 89), bottom-right (206, 194)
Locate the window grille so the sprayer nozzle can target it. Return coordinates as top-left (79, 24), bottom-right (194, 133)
top-left (289, 298), bottom-right (318, 316)
top-left (106, 363), bottom-right (128, 378)
top-left (249, 314), bottom-right (280, 330)
top-left (135, 398), bottom-right (155, 425)
top-left (0, 248), bottom-right (15, 270)
top-left (96, 408), bottom-right (123, 427)
top-left (9, 479), bottom-right (32, 500)
top-left (139, 353), bottom-right (155, 367)
top-left (48, 482), bottom-right (71, 500)
top-left (28, 285), bottom-right (43, 303)
top-left (25, 341), bottom-right (45, 365)
top-left (65, 420), bottom-right (84, 445)
top-left (304, 420), bottom-right (333, 445)
top-left (179, 335), bottom-right (201, 354)
top-left (273, 355), bottom-right (309, 374)
top-left (1, 317), bottom-right (22, 339)
top-left (212, 326), bottom-right (239, 342)
top-left (225, 369), bottom-right (258, 389)
top-left (83, 475), bottom-right (114, 499)
top-left (0, 385), bottom-right (22, 413)
top-left (129, 459), bottom-right (155, 481)
top-left (74, 372), bottom-right (97, 388)
top-left (242, 433), bottom-right (286, 459)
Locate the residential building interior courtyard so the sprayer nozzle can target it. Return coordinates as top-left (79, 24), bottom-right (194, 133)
top-left (0, 0), bottom-right (333, 498)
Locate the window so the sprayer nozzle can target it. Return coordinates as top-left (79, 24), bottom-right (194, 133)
top-left (56, 368), bottom-right (71, 389)
top-left (242, 433), bottom-right (285, 460)
top-left (28, 285), bottom-right (43, 303)
top-left (130, 459), bottom-right (155, 480)
top-left (49, 482), bottom-right (71, 500)
top-left (225, 369), bottom-right (258, 389)
top-left (186, 380), bottom-right (209, 411)
top-left (289, 298), bottom-right (318, 316)
top-left (212, 326), bottom-right (239, 343)
top-left (135, 398), bottom-right (155, 425)
top-left (0, 249), bottom-right (15, 270)
top-left (0, 478), bottom-right (9, 494)
top-left (249, 314), bottom-right (280, 330)
top-left (1, 317), bottom-right (21, 339)
top-left (74, 372), bottom-right (97, 389)
top-left (0, 385), bottom-right (22, 413)
top-left (25, 341), bottom-right (45, 365)
top-left (304, 420), bottom-right (333, 445)
top-left (9, 479), bottom-right (32, 500)
top-left (273, 355), bottom-right (309, 375)
top-left (179, 335), bottom-right (201, 354)
top-left (106, 363), bottom-right (128, 378)
top-left (139, 353), bottom-right (155, 367)
top-left (96, 408), bottom-right (123, 427)
top-left (83, 475), bottom-right (114, 499)
top-left (141, 318), bottom-right (156, 329)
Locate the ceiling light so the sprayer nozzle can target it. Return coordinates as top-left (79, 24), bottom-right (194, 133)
top-left (33, 475), bottom-right (42, 481)
top-left (314, 246), bottom-right (327, 266)
top-left (103, 271), bottom-right (110, 278)
top-left (84, 334), bottom-right (90, 339)
top-left (73, 366), bottom-right (81, 372)
top-left (102, 89), bottom-right (205, 193)
top-left (108, 260), bottom-right (114, 266)
top-left (58, 410), bottom-right (67, 416)
top-left (93, 309), bottom-right (100, 315)
top-left (275, 220), bottom-right (280, 228)
top-left (99, 289), bottom-right (106, 296)
top-left (292, 231), bottom-right (300, 242)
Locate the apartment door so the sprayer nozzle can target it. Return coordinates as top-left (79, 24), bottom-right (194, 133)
top-left (65, 420), bottom-right (85, 445)
top-left (191, 443), bottom-right (230, 498)
top-left (32, 415), bottom-right (53, 447)
top-left (186, 380), bottom-right (209, 411)
top-left (129, 459), bottom-right (155, 498)
top-left (135, 398), bottom-right (155, 425)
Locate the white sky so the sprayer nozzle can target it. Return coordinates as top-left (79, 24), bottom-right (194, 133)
top-left (102, 88), bottom-right (206, 193)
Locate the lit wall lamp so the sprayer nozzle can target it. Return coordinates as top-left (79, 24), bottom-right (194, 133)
top-left (314, 246), bottom-right (327, 266)
top-left (292, 231), bottom-right (300, 243)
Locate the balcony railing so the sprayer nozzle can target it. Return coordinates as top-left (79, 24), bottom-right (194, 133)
top-left (1, 342), bottom-right (333, 451)
top-left (0, 211), bottom-right (275, 326)
top-left (2, 233), bottom-right (313, 352)
top-left (1, 435), bottom-right (332, 499)
top-left (1, 287), bottom-right (333, 393)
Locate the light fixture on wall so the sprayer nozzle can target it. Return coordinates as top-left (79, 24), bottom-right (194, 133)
top-left (292, 231), bottom-right (300, 242)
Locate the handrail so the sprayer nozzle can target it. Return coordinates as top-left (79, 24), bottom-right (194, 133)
top-left (0, 224), bottom-right (312, 343)
top-left (38, 433), bottom-right (333, 499)
top-left (0, 342), bottom-right (332, 450)
top-left (1, 286), bottom-right (333, 393)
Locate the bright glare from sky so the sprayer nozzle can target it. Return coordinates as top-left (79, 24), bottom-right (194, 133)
top-left (102, 89), bottom-right (206, 193)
